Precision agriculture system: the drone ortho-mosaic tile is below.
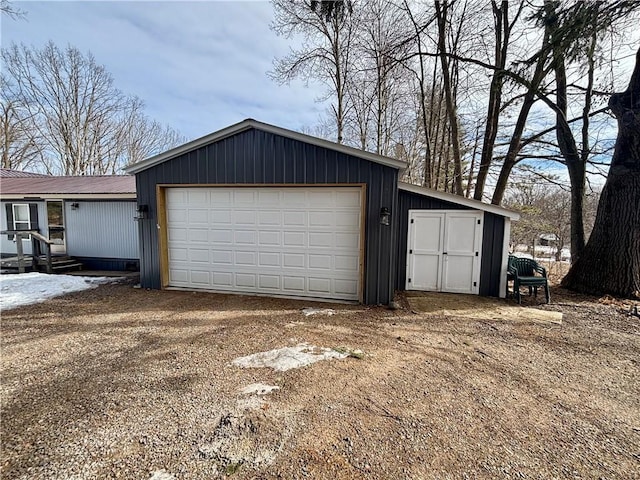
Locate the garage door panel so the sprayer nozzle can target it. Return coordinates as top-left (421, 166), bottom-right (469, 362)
top-left (309, 232), bottom-right (333, 248)
top-left (309, 254), bottom-right (331, 269)
top-left (211, 190), bottom-right (232, 204)
top-left (212, 272), bottom-right (233, 286)
top-left (169, 269), bottom-right (188, 283)
top-left (258, 190), bottom-right (280, 204)
top-left (335, 279), bottom-right (358, 296)
top-left (308, 277), bottom-right (331, 294)
top-left (211, 230), bottom-right (233, 244)
top-left (336, 190), bottom-right (361, 206)
top-left (211, 210), bottom-right (232, 224)
top-left (283, 231), bottom-right (305, 247)
top-left (283, 276), bottom-right (305, 292)
top-left (166, 187), bottom-right (362, 301)
top-left (188, 189), bottom-right (208, 204)
top-left (167, 189), bottom-right (188, 204)
top-left (234, 210), bottom-right (256, 225)
top-left (309, 211), bottom-right (334, 227)
top-left (168, 227), bottom-right (187, 242)
top-left (259, 274), bottom-right (280, 289)
top-left (336, 211), bottom-right (360, 227)
top-left (258, 231), bottom-right (280, 246)
top-left (283, 190), bottom-right (306, 204)
top-left (167, 208), bottom-right (187, 224)
top-left (283, 211), bottom-right (306, 227)
top-left (335, 233), bottom-right (359, 250)
top-left (335, 254), bottom-right (359, 272)
top-left (259, 252), bottom-right (280, 267)
top-left (189, 248), bottom-right (209, 263)
top-left (212, 250), bottom-right (233, 264)
top-left (188, 209), bottom-right (209, 224)
top-left (258, 210), bottom-right (281, 226)
top-left (235, 273), bottom-right (256, 287)
top-left (235, 251), bottom-right (256, 266)
top-left (190, 270), bottom-right (210, 286)
top-left (234, 190), bottom-right (256, 203)
top-left (169, 248), bottom-right (188, 262)
top-left (234, 230), bottom-right (256, 244)
top-left (188, 229), bottom-right (208, 242)
top-left (283, 253), bottom-right (305, 268)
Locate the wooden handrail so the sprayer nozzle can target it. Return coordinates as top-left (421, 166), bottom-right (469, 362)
top-left (1, 230), bottom-right (53, 273)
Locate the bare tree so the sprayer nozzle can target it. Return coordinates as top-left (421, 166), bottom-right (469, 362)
top-left (0, 77), bottom-right (40, 170)
top-left (434, 0), bottom-right (464, 195)
top-left (472, 0), bottom-right (524, 201)
top-left (1, 0), bottom-right (25, 19)
top-left (270, 0), bottom-right (356, 144)
top-left (2, 42), bottom-right (184, 175)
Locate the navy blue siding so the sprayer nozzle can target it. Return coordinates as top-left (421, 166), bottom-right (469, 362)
top-left (135, 128), bottom-right (398, 305)
top-left (75, 257), bottom-right (139, 271)
top-left (478, 212), bottom-right (505, 296)
top-left (395, 189), bottom-right (505, 296)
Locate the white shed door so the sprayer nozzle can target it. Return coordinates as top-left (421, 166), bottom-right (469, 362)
top-left (165, 187), bottom-right (362, 301)
top-left (406, 210), bottom-right (483, 294)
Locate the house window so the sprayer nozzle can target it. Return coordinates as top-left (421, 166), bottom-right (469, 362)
top-left (12, 204), bottom-right (31, 233)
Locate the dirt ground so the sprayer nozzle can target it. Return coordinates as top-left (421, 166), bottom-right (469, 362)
top-left (1, 280), bottom-right (639, 479)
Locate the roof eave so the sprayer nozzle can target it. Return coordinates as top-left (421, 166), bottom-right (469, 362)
top-left (0, 193), bottom-right (136, 200)
top-left (398, 182), bottom-right (520, 220)
top-left (125, 119), bottom-right (407, 174)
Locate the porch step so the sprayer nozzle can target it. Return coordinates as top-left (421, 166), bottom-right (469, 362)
top-left (1, 256), bottom-right (84, 274)
top-left (50, 259), bottom-right (84, 273)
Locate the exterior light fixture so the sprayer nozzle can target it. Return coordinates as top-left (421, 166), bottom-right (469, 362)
top-left (135, 204), bottom-right (149, 220)
top-left (70, 202), bottom-right (80, 210)
top-left (380, 207), bottom-right (391, 226)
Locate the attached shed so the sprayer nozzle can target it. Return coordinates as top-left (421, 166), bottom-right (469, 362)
top-left (396, 182), bottom-right (519, 299)
top-left (0, 170), bottom-right (139, 271)
top-left (127, 119), bottom-right (518, 305)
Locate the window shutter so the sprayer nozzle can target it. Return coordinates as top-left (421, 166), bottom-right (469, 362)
top-left (29, 203), bottom-right (39, 232)
top-left (5, 204), bottom-right (14, 241)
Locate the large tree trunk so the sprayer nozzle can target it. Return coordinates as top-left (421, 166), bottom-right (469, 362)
top-left (561, 48), bottom-right (640, 298)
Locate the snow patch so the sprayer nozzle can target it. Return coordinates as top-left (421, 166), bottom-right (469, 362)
top-left (0, 272), bottom-right (112, 310)
top-left (302, 307), bottom-right (336, 316)
top-left (149, 470), bottom-right (175, 480)
top-left (232, 343), bottom-right (348, 371)
top-left (240, 383), bottom-right (280, 395)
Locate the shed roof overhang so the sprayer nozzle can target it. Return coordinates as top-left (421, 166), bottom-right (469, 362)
top-left (398, 182), bottom-right (520, 220)
top-left (125, 118), bottom-right (407, 175)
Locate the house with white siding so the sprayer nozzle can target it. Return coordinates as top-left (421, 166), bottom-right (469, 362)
top-left (0, 169), bottom-right (139, 271)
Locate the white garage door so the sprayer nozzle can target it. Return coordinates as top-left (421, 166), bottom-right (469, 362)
top-left (164, 187), bottom-right (363, 301)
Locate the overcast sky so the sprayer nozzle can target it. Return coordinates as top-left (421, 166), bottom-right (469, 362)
top-left (2, 0), bottom-right (327, 141)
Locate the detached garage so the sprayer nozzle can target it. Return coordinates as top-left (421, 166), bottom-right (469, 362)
top-left (127, 119), bottom-right (518, 305)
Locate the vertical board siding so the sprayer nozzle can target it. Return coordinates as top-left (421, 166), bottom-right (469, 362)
top-left (395, 189), bottom-right (505, 297)
top-left (479, 212), bottom-right (505, 296)
top-left (136, 128), bottom-right (398, 304)
top-left (65, 201), bottom-right (139, 259)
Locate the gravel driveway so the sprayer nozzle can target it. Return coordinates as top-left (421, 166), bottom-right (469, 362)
top-left (1, 282), bottom-right (639, 479)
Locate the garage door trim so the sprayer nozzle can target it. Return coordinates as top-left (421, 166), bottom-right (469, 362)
top-left (157, 183), bottom-right (367, 302)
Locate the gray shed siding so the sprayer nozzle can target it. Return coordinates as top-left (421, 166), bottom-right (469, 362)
top-left (395, 189), bottom-right (505, 297)
top-left (135, 128), bottom-right (398, 305)
top-left (65, 201), bottom-right (139, 259)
